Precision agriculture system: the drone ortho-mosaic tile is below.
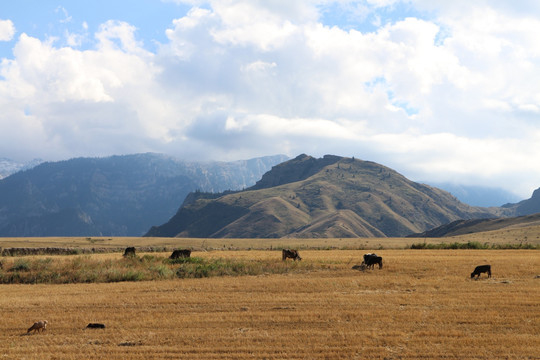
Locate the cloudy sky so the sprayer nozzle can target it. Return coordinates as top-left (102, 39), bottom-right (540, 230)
top-left (1, 1), bottom-right (540, 197)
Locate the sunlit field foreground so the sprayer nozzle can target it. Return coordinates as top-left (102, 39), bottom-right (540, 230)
top-left (0, 249), bottom-right (538, 359)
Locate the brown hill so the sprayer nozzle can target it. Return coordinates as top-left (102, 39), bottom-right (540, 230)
top-left (409, 212), bottom-right (540, 238)
top-left (145, 155), bottom-right (505, 238)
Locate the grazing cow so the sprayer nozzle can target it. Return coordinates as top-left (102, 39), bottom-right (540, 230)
top-left (85, 323), bottom-right (106, 329)
top-left (282, 249), bottom-right (302, 261)
top-left (170, 249), bottom-right (191, 259)
top-left (471, 265), bottom-right (491, 279)
top-left (27, 320), bottom-right (48, 334)
top-left (363, 253), bottom-right (383, 269)
top-left (123, 247), bottom-right (136, 257)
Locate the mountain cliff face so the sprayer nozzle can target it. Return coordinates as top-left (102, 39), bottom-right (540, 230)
top-left (0, 153), bottom-right (287, 237)
top-left (146, 155), bottom-right (505, 238)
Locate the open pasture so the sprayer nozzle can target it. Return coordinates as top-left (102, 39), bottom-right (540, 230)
top-left (1, 230), bottom-right (540, 253)
top-left (0, 249), bottom-right (538, 359)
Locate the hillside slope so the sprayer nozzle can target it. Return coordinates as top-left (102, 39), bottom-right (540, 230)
top-left (146, 155), bottom-right (505, 238)
top-left (0, 153), bottom-right (287, 237)
top-left (502, 187), bottom-right (540, 215)
top-left (409, 213), bottom-right (540, 238)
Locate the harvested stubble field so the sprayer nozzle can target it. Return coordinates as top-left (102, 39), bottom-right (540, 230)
top-left (0, 249), bottom-right (538, 359)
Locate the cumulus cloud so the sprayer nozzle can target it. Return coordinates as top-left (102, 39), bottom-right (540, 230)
top-left (1, 1), bottom-right (540, 197)
top-left (0, 19), bottom-right (15, 41)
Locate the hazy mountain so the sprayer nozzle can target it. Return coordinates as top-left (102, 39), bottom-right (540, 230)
top-left (426, 182), bottom-right (521, 207)
top-left (0, 158), bottom-right (43, 179)
top-left (146, 154), bottom-right (508, 238)
top-left (0, 153), bottom-right (287, 237)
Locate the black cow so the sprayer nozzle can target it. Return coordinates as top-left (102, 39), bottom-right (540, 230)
top-left (85, 323), bottom-right (106, 329)
top-left (363, 253), bottom-right (376, 263)
top-left (123, 247), bottom-right (136, 257)
top-left (363, 253), bottom-right (383, 269)
top-left (471, 265), bottom-right (491, 279)
top-left (282, 249), bottom-right (302, 261)
top-left (170, 249), bottom-right (191, 259)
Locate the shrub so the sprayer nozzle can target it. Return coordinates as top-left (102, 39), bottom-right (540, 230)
top-left (0, 253), bottom-right (316, 284)
top-left (166, 256), bottom-right (205, 265)
top-left (11, 259), bottom-right (30, 272)
top-left (152, 264), bottom-right (173, 278)
top-left (141, 254), bottom-right (157, 263)
top-left (122, 270), bottom-right (146, 282)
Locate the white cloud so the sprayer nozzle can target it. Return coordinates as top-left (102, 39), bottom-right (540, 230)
top-left (2, 1), bottom-right (540, 197)
top-left (241, 60), bottom-right (277, 73)
top-left (9, 33), bottom-right (114, 103)
top-left (366, 131), bottom-right (540, 198)
top-left (95, 20), bottom-right (146, 55)
top-left (55, 6), bottom-right (73, 24)
top-left (0, 19), bottom-right (15, 41)
top-left (209, 1), bottom-right (299, 51)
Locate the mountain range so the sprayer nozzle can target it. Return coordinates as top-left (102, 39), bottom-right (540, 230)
top-left (2, 153), bottom-right (539, 238)
top-left (146, 154), bottom-right (536, 238)
top-left (0, 153), bottom-right (287, 237)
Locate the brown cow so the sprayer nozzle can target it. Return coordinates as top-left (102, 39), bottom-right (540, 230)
top-left (282, 249), bottom-right (302, 261)
top-left (27, 320), bottom-right (48, 334)
top-left (170, 249), bottom-right (191, 259)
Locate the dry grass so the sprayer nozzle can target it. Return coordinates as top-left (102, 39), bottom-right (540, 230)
top-left (1, 226), bottom-right (539, 253)
top-left (0, 249), bottom-right (538, 359)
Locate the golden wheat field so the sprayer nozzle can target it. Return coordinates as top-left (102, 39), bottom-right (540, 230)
top-left (0, 248), bottom-right (538, 359)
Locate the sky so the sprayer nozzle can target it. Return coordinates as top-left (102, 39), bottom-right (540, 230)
top-left (1, 1), bottom-right (540, 198)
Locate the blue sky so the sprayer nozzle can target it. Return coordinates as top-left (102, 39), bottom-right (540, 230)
top-left (0, 1), bottom-right (189, 54)
top-left (1, 1), bottom-right (540, 197)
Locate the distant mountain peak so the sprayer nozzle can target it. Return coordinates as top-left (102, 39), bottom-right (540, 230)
top-left (249, 154), bottom-right (343, 190)
top-left (146, 154), bottom-right (501, 239)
